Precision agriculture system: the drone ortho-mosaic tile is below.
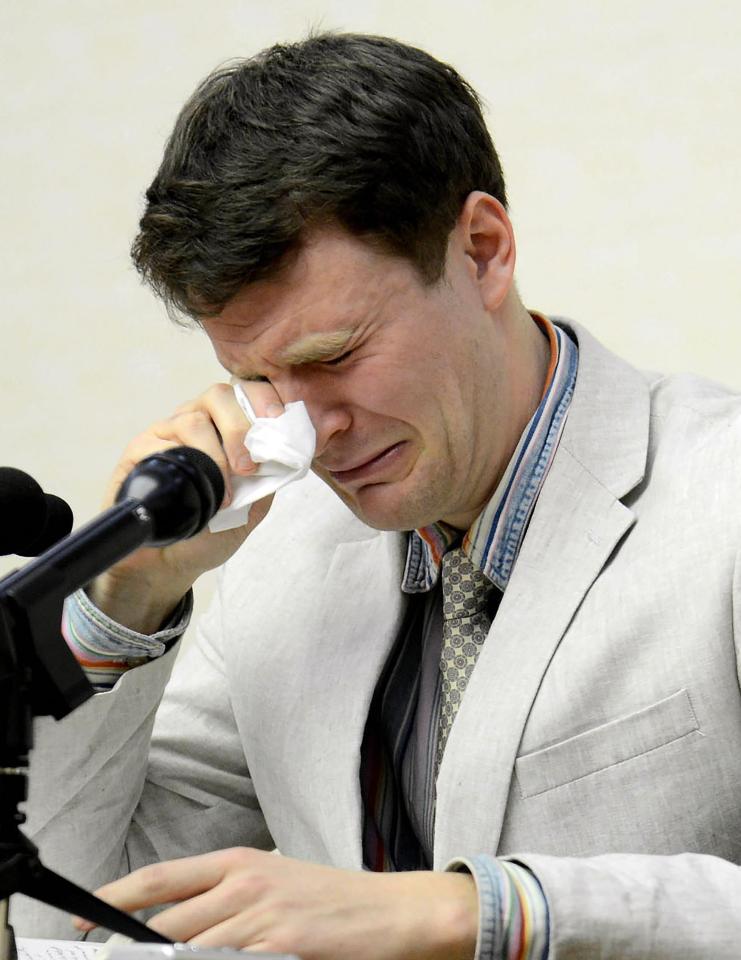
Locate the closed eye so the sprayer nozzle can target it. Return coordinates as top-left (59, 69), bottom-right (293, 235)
top-left (235, 374), bottom-right (271, 383)
top-left (323, 349), bottom-right (354, 366)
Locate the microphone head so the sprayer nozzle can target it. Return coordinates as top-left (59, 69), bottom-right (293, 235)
top-left (17, 493), bottom-right (74, 556)
top-left (0, 467), bottom-right (47, 555)
top-left (0, 468), bottom-right (74, 556)
top-left (116, 446), bottom-right (225, 546)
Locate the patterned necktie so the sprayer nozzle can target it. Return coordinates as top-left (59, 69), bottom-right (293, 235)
top-left (436, 547), bottom-right (495, 771)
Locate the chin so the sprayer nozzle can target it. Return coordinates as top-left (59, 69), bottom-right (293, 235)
top-left (347, 485), bottom-right (442, 532)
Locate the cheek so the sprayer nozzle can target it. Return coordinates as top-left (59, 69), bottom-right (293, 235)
top-left (345, 358), bottom-right (439, 422)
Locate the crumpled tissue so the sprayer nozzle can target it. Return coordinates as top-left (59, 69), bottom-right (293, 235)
top-left (208, 384), bottom-right (316, 533)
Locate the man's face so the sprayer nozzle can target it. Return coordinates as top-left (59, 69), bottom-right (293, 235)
top-left (202, 227), bottom-right (520, 532)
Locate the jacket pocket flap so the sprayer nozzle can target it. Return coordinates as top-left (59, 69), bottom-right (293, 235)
top-left (515, 688), bottom-right (699, 799)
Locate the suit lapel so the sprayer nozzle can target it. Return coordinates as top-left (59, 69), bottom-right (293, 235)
top-left (261, 528), bottom-right (407, 869)
top-left (434, 322), bottom-right (652, 865)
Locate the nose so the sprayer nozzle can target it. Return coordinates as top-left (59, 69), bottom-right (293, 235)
top-left (311, 407), bottom-right (353, 459)
top-left (277, 371), bottom-right (352, 458)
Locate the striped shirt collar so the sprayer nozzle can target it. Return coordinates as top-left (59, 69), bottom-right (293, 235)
top-left (402, 314), bottom-right (579, 594)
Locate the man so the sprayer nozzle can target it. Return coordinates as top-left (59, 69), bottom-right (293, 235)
top-left (15, 33), bottom-right (741, 958)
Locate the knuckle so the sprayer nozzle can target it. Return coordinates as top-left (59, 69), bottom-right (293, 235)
top-left (135, 862), bottom-right (169, 899)
top-left (209, 381), bottom-right (235, 399)
top-left (227, 871), bottom-right (269, 905)
top-left (122, 430), bottom-right (165, 458)
top-left (179, 409), bottom-right (212, 430)
top-left (148, 422), bottom-right (173, 440)
top-left (222, 845), bottom-right (255, 868)
top-left (223, 418), bottom-right (250, 439)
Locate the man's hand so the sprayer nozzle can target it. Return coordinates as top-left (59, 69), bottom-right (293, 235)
top-left (90, 380), bottom-right (284, 633)
top-left (74, 848), bottom-right (478, 960)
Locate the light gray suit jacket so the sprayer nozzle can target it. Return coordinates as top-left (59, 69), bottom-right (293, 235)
top-left (15, 322), bottom-right (741, 956)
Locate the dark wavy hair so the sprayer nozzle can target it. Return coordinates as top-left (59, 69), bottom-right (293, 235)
top-left (131, 33), bottom-right (507, 321)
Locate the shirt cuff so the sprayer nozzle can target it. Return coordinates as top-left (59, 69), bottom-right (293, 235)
top-left (446, 854), bottom-right (550, 960)
top-left (63, 587), bottom-right (192, 689)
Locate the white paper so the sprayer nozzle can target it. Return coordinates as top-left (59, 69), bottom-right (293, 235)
top-left (208, 386), bottom-right (316, 533)
top-left (16, 939), bottom-right (99, 960)
top-left (16, 932), bottom-right (135, 960)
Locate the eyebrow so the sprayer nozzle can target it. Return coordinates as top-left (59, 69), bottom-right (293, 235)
top-left (277, 329), bottom-right (355, 366)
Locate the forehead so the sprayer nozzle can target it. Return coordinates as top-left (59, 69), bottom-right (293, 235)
top-left (202, 229), bottom-right (410, 370)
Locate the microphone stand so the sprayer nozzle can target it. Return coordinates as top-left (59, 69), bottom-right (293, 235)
top-left (0, 501), bottom-right (173, 957)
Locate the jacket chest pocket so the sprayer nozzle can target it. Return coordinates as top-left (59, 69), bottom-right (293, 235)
top-left (515, 688), bottom-right (699, 799)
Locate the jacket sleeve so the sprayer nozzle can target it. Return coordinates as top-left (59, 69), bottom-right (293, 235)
top-left (10, 573), bottom-right (272, 940)
top-left (511, 851), bottom-right (741, 959)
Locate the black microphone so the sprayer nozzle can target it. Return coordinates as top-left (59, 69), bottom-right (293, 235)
top-left (0, 445), bottom-right (224, 604)
top-left (0, 468), bottom-right (74, 556)
top-left (0, 446), bottom-right (223, 724)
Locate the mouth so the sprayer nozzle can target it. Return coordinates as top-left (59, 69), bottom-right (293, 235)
top-left (325, 441), bottom-right (407, 486)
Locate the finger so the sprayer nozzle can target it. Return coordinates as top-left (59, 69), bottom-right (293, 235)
top-left (214, 379), bottom-right (285, 475)
top-left (175, 380), bottom-right (286, 475)
top-left (174, 383), bottom-right (256, 476)
top-left (108, 412), bottom-right (234, 507)
top-left (191, 914), bottom-right (268, 949)
top-left (145, 880), bottom-right (265, 944)
top-left (231, 379), bottom-right (285, 420)
top-left (188, 900), bottom-right (284, 951)
top-left (90, 852), bottom-right (231, 916)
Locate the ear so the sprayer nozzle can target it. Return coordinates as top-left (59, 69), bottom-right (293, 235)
top-left (457, 191), bottom-right (516, 311)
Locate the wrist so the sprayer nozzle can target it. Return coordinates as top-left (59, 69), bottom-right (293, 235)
top-left (387, 871), bottom-right (477, 960)
top-left (88, 567), bottom-right (189, 634)
top-left (432, 872), bottom-right (479, 960)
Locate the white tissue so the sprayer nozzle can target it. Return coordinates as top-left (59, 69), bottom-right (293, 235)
top-left (208, 385), bottom-right (316, 533)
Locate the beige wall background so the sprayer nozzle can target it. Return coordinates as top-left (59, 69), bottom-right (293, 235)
top-left (2, 2), bottom-right (740, 614)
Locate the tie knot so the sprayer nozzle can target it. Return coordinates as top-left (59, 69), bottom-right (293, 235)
top-left (440, 547), bottom-right (493, 620)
